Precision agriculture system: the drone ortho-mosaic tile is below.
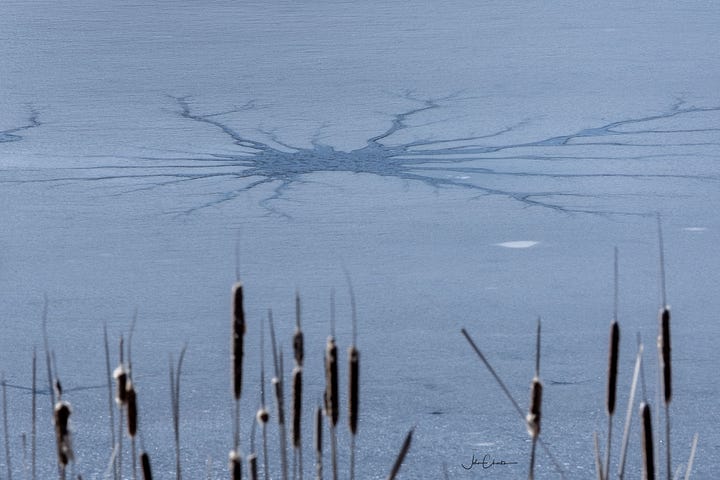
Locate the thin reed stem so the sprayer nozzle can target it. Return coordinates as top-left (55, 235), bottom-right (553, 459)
top-left (32, 348), bottom-right (37, 480)
top-left (103, 325), bottom-right (117, 480)
top-left (2, 374), bottom-right (12, 480)
top-left (683, 433), bottom-right (698, 480)
top-left (618, 343), bottom-right (644, 480)
top-left (386, 428), bottom-right (413, 480)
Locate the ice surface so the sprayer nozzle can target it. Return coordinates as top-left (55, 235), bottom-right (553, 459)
top-left (2, 0), bottom-right (719, 478)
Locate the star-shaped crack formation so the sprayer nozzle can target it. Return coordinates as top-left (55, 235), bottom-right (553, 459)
top-left (4, 95), bottom-right (720, 217)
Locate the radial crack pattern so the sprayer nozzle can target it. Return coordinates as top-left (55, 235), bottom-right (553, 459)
top-left (3, 95), bottom-right (719, 216)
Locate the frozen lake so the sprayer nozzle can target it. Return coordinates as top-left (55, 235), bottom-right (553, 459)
top-left (2, 1), bottom-right (719, 478)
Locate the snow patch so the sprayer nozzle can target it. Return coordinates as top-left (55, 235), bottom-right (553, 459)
top-left (495, 240), bottom-right (539, 249)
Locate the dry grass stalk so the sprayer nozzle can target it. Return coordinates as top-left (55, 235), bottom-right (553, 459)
top-left (102, 326), bottom-right (117, 480)
top-left (2, 374), bottom-right (12, 480)
top-left (232, 282), bottom-right (246, 451)
top-left (641, 402), bottom-right (656, 480)
top-left (386, 428), bottom-right (413, 480)
top-left (31, 348), bottom-right (37, 480)
top-left (169, 345), bottom-right (187, 480)
top-left (618, 343), bottom-right (644, 480)
top-left (683, 433), bottom-right (698, 480)
top-left (140, 451), bottom-right (152, 480)
top-left (258, 318), bottom-right (270, 480)
top-left (268, 310), bottom-right (289, 480)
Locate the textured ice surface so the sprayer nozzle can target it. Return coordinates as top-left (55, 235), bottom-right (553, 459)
top-left (2, 0), bottom-right (720, 478)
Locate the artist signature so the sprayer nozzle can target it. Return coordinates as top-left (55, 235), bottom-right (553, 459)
top-left (461, 453), bottom-right (518, 470)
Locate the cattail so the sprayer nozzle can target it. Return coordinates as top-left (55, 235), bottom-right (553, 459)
top-left (641, 402), bottom-right (655, 480)
top-left (247, 453), bottom-right (258, 480)
top-left (348, 346), bottom-right (359, 435)
top-left (114, 364), bottom-right (129, 407)
top-left (126, 381), bottom-right (138, 437)
top-left (314, 405), bottom-right (323, 480)
top-left (229, 449), bottom-right (242, 480)
top-left (526, 378), bottom-right (542, 438)
top-left (232, 282), bottom-right (245, 400)
top-left (292, 366), bottom-right (302, 448)
top-left (140, 452), bottom-right (153, 480)
top-left (294, 293), bottom-right (304, 367)
top-left (386, 428), bottom-right (413, 480)
top-left (659, 307), bottom-right (671, 404)
top-left (325, 337), bottom-right (339, 427)
top-left (53, 400), bottom-right (74, 467)
top-left (605, 320), bottom-right (620, 479)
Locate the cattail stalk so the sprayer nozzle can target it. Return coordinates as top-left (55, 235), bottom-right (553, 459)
top-left (258, 319), bottom-right (270, 480)
top-left (53, 398), bottom-right (73, 478)
top-left (605, 320), bottom-right (620, 479)
top-left (103, 326), bottom-right (117, 480)
top-left (292, 293), bottom-right (304, 480)
top-left (641, 402), bottom-right (656, 480)
top-left (31, 348), bottom-right (37, 480)
top-left (683, 433), bottom-right (698, 480)
top-left (345, 273), bottom-right (359, 480)
top-left (526, 319), bottom-right (542, 480)
top-left (268, 310), bottom-right (289, 480)
top-left (2, 374), bottom-right (12, 480)
top-left (325, 335), bottom-right (339, 480)
top-left (386, 428), bottom-right (413, 480)
top-left (169, 346), bottom-right (187, 480)
top-left (462, 328), bottom-right (566, 479)
top-left (657, 215), bottom-right (672, 480)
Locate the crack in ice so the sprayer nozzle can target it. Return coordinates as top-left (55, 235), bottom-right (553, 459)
top-left (3, 95), bottom-right (719, 217)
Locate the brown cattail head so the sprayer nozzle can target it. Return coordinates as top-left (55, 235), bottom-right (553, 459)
top-left (113, 364), bottom-right (128, 406)
top-left (526, 377), bottom-right (543, 438)
top-left (232, 282), bottom-right (246, 400)
top-left (292, 366), bottom-right (302, 448)
top-left (640, 402), bottom-right (655, 480)
top-left (348, 346), bottom-right (359, 436)
top-left (247, 453), bottom-right (258, 480)
top-left (294, 293), bottom-right (304, 366)
top-left (314, 404), bottom-right (323, 455)
top-left (53, 400), bottom-right (73, 465)
top-left (658, 307), bottom-right (671, 404)
top-left (607, 321), bottom-right (620, 415)
top-left (325, 336), bottom-right (339, 427)
top-left (272, 375), bottom-right (285, 425)
top-left (126, 380), bottom-right (138, 437)
top-left (140, 451), bottom-right (153, 480)
top-left (229, 449), bottom-right (242, 480)
top-left (256, 407), bottom-right (269, 425)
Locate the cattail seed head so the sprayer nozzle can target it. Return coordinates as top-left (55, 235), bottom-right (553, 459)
top-left (140, 451), bottom-right (153, 480)
top-left (229, 449), bottom-right (242, 480)
top-left (292, 366), bottom-right (302, 448)
top-left (348, 346), bottom-right (359, 436)
top-left (247, 453), bottom-right (258, 480)
top-left (314, 405), bottom-right (323, 455)
top-left (113, 365), bottom-right (128, 406)
top-left (658, 307), bottom-right (671, 404)
top-left (126, 380), bottom-right (138, 437)
top-left (257, 407), bottom-right (269, 424)
top-left (526, 377), bottom-right (543, 438)
top-left (53, 400), bottom-right (73, 465)
top-left (607, 321), bottom-right (620, 415)
top-left (293, 330), bottom-right (304, 367)
top-left (640, 402), bottom-right (655, 480)
top-left (232, 282), bottom-right (246, 400)
top-left (272, 376), bottom-right (285, 425)
top-left (325, 336), bottom-right (339, 427)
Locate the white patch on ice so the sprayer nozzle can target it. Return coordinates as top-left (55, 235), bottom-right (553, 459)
top-left (495, 240), bottom-right (539, 249)
top-left (683, 227), bottom-right (707, 232)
